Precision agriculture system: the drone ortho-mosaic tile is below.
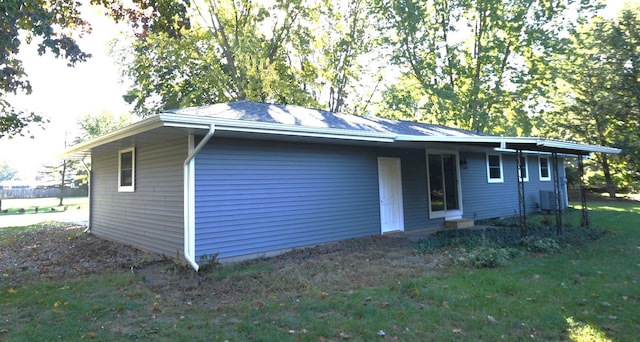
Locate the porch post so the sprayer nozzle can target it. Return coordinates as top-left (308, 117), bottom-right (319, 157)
top-left (516, 150), bottom-right (527, 237)
top-left (578, 155), bottom-right (590, 228)
top-left (552, 153), bottom-right (563, 234)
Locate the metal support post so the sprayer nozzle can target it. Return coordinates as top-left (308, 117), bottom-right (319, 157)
top-left (552, 153), bottom-right (562, 234)
top-left (517, 150), bottom-right (527, 237)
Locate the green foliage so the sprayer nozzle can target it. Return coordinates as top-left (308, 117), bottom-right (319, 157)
top-left (520, 236), bottom-right (560, 253)
top-left (0, 0), bottom-right (189, 138)
top-left (539, 4), bottom-right (640, 195)
top-left (0, 201), bottom-right (637, 340)
top-left (117, 0), bottom-right (379, 116)
top-left (198, 253), bottom-right (221, 273)
top-left (370, 0), bottom-right (602, 135)
top-left (454, 246), bottom-right (516, 268)
top-left (74, 111), bottom-right (132, 144)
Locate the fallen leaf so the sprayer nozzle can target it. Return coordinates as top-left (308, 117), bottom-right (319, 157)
top-left (7, 288), bottom-right (16, 294)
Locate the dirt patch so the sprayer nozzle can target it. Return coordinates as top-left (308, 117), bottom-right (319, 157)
top-left (1, 224), bottom-right (446, 307)
top-left (0, 224), bottom-right (166, 285)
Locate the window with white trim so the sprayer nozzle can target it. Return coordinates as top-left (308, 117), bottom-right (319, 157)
top-left (518, 156), bottom-right (529, 182)
top-left (118, 147), bottom-right (135, 192)
top-left (486, 154), bottom-right (504, 183)
top-left (539, 156), bottom-right (551, 181)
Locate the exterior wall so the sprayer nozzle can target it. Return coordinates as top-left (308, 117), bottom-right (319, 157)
top-left (378, 148), bottom-right (444, 229)
top-left (460, 151), bottom-right (567, 220)
top-left (90, 135), bottom-right (187, 256)
top-left (194, 139), bottom-right (380, 260)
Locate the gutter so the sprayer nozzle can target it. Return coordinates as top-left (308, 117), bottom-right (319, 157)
top-left (183, 124), bottom-right (216, 271)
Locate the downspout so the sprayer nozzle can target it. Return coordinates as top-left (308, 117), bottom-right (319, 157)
top-left (183, 125), bottom-right (216, 271)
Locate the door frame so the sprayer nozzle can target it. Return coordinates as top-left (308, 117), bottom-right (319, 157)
top-left (426, 150), bottom-right (463, 219)
top-left (377, 157), bottom-right (405, 234)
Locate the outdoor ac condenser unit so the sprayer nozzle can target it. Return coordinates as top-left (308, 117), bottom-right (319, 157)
top-left (539, 190), bottom-right (559, 211)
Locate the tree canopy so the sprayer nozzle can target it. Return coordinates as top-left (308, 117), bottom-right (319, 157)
top-left (2, 0), bottom-right (638, 194)
top-left (0, 0), bottom-right (189, 138)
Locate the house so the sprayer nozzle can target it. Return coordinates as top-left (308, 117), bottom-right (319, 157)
top-left (63, 101), bottom-right (620, 270)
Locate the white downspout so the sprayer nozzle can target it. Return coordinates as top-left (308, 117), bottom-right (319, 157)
top-left (183, 125), bottom-right (215, 271)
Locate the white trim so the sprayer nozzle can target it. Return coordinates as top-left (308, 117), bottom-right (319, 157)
top-left (426, 150), bottom-right (463, 219)
top-left (117, 147), bottom-right (135, 192)
top-left (539, 156), bottom-right (551, 181)
top-left (486, 153), bottom-right (504, 183)
top-left (518, 155), bottom-right (529, 182)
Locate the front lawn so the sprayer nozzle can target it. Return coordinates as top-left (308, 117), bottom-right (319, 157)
top-left (0, 201), bottom-right (637, 341)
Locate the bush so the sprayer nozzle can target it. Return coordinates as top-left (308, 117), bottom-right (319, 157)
top-left (454, 246), bottom-right (517, 268)
top-left (520, 236), bottom-right (560, 253)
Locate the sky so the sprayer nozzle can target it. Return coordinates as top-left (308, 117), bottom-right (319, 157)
top-left (0, 0), bottom-right (630, 180)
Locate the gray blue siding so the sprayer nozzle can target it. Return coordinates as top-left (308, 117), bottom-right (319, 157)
top-left (193, 139), bottom-right (383, 260)
top-left (460, 152), bottom-right (566, 220)
top-left (89, 132), bottom-right (186, 256)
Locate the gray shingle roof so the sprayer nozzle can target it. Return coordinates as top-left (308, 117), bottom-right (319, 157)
top-left (165, 100), bottom-right (486, 138)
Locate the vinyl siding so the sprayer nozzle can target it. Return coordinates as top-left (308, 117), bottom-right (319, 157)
top-left (460, 152), bottom-right (566, 220)
top-left (193, 139), bottom-right (383, 260)
top-left (90, 135), bottom-right (186, 256)
top-left (378, 148), bottom-right (443, 229)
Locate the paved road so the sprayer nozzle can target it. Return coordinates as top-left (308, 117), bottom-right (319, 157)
top-left (0, 208), bottom-right (89, 228)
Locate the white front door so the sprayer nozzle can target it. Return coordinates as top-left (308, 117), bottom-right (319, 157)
top-left (378, 157), bottom-right (404, 233)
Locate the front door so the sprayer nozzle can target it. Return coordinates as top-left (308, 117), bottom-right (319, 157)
top-left (378, 157), bottom-right (404, 233)
top-left (427, 152), bottom-right (462, 219)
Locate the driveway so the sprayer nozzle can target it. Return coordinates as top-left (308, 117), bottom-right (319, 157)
top-left (0, 208), bottom-right (89, 228)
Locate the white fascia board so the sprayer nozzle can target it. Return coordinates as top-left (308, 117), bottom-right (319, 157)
top-left (61, 116), bottom-right (164, 158)
top-left (394, 135), bottom-right (504, 144)
top-left (502, 137), bottom-right (621, 154)
top-left (535, 139), bottom-right (621, 154)
top-left (159, 113), bottom-right (397, 143)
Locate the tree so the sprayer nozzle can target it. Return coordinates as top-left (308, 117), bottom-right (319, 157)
top-left (370, 0), bottom-right (602, 135)
top-left (0, 161), bottom-right (18, 181)
top-left (539, 5), bottom-right (640, 197)
top-left (117, 0), bottom-right (378, 116)
top-left (74, 111), bottom-right (132, 144)
top-left (0, 0), bottom-right (189, 138)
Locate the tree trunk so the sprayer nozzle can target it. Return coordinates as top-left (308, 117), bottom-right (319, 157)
top-left (600, 153), bottom-right (617, 198)
top-left (59, 161), bottom-right (67, 206)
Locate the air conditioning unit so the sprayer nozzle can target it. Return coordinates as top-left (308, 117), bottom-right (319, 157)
top-left (540, 190), bottom-right (561, 211)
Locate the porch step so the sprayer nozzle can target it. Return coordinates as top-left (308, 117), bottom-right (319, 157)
top-left (445, 218), bottom-right (475, 229)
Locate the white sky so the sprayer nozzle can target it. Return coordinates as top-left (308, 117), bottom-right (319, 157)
top-left (0, 0), bottom-right (630, 180)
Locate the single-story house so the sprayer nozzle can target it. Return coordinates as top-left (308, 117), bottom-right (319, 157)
top-left (63, 101), bottom-right (620, 270)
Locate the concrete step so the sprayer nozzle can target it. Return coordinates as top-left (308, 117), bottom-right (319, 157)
top-left (445, 218), bottom-right (475, 229)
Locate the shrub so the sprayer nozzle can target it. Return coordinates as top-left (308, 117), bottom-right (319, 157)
top-left (520, 236), bottom-right (560, 253)
top-left (454, 246), bottom-right (517, 269)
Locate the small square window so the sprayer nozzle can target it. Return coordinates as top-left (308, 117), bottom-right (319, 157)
top-left (539, 156), bottom-right (551, 181)
top-left (119, 148), bottom-right (135, 192)
top-left (518, 156), bottom-right (529, 182)
top-left (487, 154), bottom-right (504, 183)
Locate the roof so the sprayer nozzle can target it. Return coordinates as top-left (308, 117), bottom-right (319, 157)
top-left (63, 101), bottom-right (621, 159)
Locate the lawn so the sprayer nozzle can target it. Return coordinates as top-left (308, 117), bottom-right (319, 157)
top-left (0, 201), bottom-right (638, 341)
top-left (0, 197), bottom-right (89, 215)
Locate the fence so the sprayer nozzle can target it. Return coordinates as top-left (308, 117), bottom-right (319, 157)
top-left (0, 188), bottom-right (87, 199)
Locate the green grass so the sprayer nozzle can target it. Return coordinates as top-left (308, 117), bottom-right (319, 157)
top-left (1, 201), bottom-right (638, 341)
top-left (0, 197), bottom-right (88, 215)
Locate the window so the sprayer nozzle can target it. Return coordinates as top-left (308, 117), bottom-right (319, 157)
top-left (539, 156), bottom-right (551, 181)
top-left (486, 154), bottom-right (504, 183)
top-left (518, 156), bottom-right (529, 182)
top-left (118, 148), bottom-right (135, 192)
